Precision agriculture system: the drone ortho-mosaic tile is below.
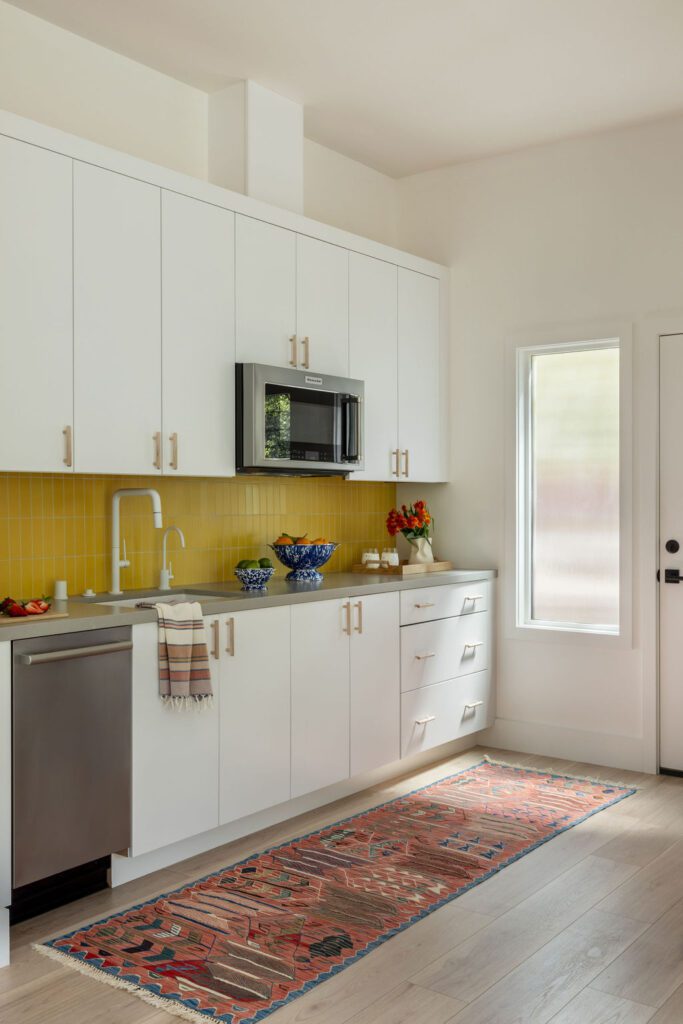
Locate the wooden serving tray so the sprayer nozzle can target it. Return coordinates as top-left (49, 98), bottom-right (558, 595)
top-left (0, 609), bottom-right (69, 623)
top-left (352, 560), bottom-right (454, 577)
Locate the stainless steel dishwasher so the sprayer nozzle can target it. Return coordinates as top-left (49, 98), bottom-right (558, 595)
top-left (13, 627), bottom-right (132, 890)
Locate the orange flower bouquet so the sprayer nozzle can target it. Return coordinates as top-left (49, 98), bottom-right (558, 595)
top-left (385, 497), bottom-right (432, 548)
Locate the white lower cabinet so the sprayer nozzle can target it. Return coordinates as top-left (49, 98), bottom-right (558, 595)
top-left (350, 592), bottom-right (400, 775)
top-left (217, 608), bottom-right (291, 824)
top-left (291, 600), bottom-right (351, 798)
top-left (400, 611), bottom-right (490, 691)
top-left (130, 622), bottom-right (220, 857)
top-left (401, 671), bottom-right (492, 758)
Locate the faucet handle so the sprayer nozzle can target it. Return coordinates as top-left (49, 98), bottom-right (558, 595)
top-left (120, 538), bottom-right (131, 569)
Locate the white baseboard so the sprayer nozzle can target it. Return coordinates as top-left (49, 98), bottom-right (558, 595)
top-left (483, 717), bottom-right (650, 773)
top-left (110, 735), bottom-right (479, 887)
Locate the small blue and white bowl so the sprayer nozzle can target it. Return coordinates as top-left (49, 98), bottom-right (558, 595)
top-left (234, 566), bottom-right (275, 591)
top-left (270, 542), bottom-right (339, 583)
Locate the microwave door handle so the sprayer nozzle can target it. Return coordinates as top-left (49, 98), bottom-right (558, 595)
top-left (343, 395), bottom-right (360, 462)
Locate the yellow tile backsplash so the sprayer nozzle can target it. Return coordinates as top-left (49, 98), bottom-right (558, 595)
top-left (0, 474), bottom-right (397, 599)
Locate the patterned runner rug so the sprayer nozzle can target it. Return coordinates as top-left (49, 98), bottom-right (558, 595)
top-left (35, 758), bottom-right (634, 1024)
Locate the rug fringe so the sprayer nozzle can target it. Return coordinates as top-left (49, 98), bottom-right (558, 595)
top-left (482, 754), bottom-right (636, 791)
top-left (32, 943), bottom-right (210, 1024)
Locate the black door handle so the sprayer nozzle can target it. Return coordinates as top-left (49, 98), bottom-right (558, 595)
top-left (665, 569), bottom-right (682, 583)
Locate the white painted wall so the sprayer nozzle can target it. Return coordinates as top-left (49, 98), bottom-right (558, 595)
top-left (396, 114), bottom-right (683, 771)
top-left (0, 1), bottom-right (398, 244)
top-left (0, 1), bottom-right (208, 178)
top-left (303, 139), bottom-right (399, 247)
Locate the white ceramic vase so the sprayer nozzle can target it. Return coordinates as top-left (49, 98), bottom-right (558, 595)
top-left (408, 536), bottom-right (434, 565)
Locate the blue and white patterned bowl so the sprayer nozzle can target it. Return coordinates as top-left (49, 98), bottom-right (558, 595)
top-left (270, 542), bottom-right (339, 582)
top-left (234, 566), bottom-right (275, 591)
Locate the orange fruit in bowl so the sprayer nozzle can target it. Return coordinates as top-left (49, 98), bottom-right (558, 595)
top-left (274, 535), bottom-right (293, 545)
top-left (310, 537), bottom-right (327, 544)
top-left (295, 539), bottom-right (310, 545)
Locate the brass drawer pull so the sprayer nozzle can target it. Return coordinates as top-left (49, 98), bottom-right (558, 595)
top-left (464, 700), bottom-right (484, 710)
top-left (415, 652), bottom-right (436, 660)
top-left (414, 601), bottom-right (435, 609)
top-left (226, 617), bottom-right (235, 657)
top-left (169, 432), bottom-right (179, 470)
top-left (415, 715), bottom-right (436, 725)
top-left (464, 642), bottom-right (484, 650)
top-left (63, 425), bottom-right (73, 468)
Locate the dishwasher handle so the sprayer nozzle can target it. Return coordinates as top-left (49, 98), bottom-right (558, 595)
top-left (18, 640), bottom-right (133, 666)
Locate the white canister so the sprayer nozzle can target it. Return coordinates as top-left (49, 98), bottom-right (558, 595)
top-left (54, 579), bottom-right (68, 600)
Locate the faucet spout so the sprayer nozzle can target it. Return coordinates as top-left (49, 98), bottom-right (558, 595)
top-left (159, 525), bottom-right (186, 590)
top-left (110, 488), bottom-right (163, 595)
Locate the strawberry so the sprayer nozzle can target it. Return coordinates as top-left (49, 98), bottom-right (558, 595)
top-left (24, 601), bottom-right (43, 614)
top-left (5, 602), bottom-right (29, 617)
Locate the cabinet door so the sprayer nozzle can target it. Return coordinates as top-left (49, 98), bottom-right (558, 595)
top-left (74, 162), bottom-right (161, 474)
top-left (162, 192), bottom-right (235, 477)
top-left (291, 600), bottom-right (350, 798)
top-left (0, 137), bottom-right (73, 472)
top-left (219, 607), bottom-right (291, 823)
top-left (130, 622), bottom-right (219, 856)
top-left (397, 269), bottom-right (442, 482)
top-left (349, 254), bottom-right (398, 481)
top-left (350, 592), bottom-right (400, 775)
top-left (235, 215), bottom-right (296, 367)
top-left (296, 235), bottom-right (349, 376)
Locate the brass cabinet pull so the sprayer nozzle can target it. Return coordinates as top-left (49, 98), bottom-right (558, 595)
top-left (354, 600), bottom-right (363, 634)
top-left (464, 595), bottom-right (484, 603)
top-left (402, 449), bottom-right (410, 477)
top-left (169, 432), bottom-right (178, 470)
top-left (464, 700), bottom-right (484, 711)
top-left (226, 617), bottom-right (235, 657)
top-left (343, 600), bottom-right (352, 635)
top-left (289, 334), bottom-right (298, 367)
top-left (392, 449), bottom-right (400, 477)
top-left (153, 431), bottom-right (162, 470)
top-left (415, 652), bottom-right (436, 660)
top-left (464, 641), bottom-right (484, 650)
top-left (211, 619), bottom-right (220, 659)
top-left (415, 715), bottom-right (436, 725)
top-left (63, 425), bottom-right (73, 468)
top-left (301, 336), bottom-right (310, 369)
top-left (414, 601), bottom-right (435, 609)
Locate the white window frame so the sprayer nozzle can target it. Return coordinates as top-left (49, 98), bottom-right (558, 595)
top-left (509, 325), bottom-right (633, 646)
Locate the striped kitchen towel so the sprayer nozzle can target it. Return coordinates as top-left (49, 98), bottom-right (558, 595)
top-left (151, 602), bottom-right (213, 709)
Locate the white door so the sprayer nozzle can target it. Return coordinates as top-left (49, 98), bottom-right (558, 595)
top-left (219, 607), bottom-right (291, 823)
top-left (0, 137), bottom-right (74, 472)
top-left (74, 162), bottom-right (162, 474)
top-left (349, 254), bottom-right (398, 481)
top-left (397, 269), bottom-right (442, 482)
top-left (130, 621), bottom-right (220, 856)
top-left (162, 192), bottom-right (235, 477)
top-left (291, 600), bottom-right (350, 797)
top-left (660, 334), bottom-right (683, 772)
top-left (235, 215), bottom-right (297, 367)
top-left (350, 592), bottom-right (400, 775)
top-left (296, 235), bottom-right (349, 376)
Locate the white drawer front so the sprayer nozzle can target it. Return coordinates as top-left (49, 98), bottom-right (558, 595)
top-left (401, 611), bottom-right (489, 692)
top-left (400, 581), bottom-right (490, 625)
top-left (401, 672), bottom-right (492, 757)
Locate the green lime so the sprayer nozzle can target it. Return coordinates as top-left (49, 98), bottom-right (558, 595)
top-left (258, 557), bottom-right (273, 569)
top-left (236, 559), bottom-right (251, 569)
top-left (245, 560), bottom-right (260, 569)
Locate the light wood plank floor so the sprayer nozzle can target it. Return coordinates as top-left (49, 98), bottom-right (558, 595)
top-left (4, 746), bottom-right (683, 1024)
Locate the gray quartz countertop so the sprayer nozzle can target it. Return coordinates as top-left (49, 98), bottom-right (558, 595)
top-left (0, 569), bottom-right (497, 642)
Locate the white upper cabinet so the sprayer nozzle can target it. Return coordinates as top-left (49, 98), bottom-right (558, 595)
top-left (0, 137), bottom-right (73, 473)
top-left (219, 607), bottom-right (291, 824)
top-left (235, 215), bottom-right (296, 367)
top-left (162, 192), bottom-right (235, 477)
top-left (296, 235), bottom-right (349, 376)
top-left (73, 162), bottom-right (162, 474)
top-left (350, 592), bottom-right (400, 775)
top-left (349, 254), bottom-right (398, 481)
top-left (397, 269), bottom-right (443, 482)
top-left (291, 600), bottom-right (350, 798)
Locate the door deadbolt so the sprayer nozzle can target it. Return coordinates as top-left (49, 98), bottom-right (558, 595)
top-left (666, 539), bottom-right (680, 554)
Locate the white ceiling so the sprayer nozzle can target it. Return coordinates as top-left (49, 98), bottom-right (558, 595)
top-left (8, 0), bottom-right (683, 177)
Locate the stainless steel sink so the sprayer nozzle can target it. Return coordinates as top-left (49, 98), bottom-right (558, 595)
top-left (97, 591), bottom-right (226, 609)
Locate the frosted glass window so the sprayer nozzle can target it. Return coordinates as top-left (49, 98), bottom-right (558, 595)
top-left (524, 344), bottom-right (619, 630)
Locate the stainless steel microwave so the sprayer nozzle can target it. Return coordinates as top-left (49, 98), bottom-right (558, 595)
top-left (236, 363), bottom-right (364, 475)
